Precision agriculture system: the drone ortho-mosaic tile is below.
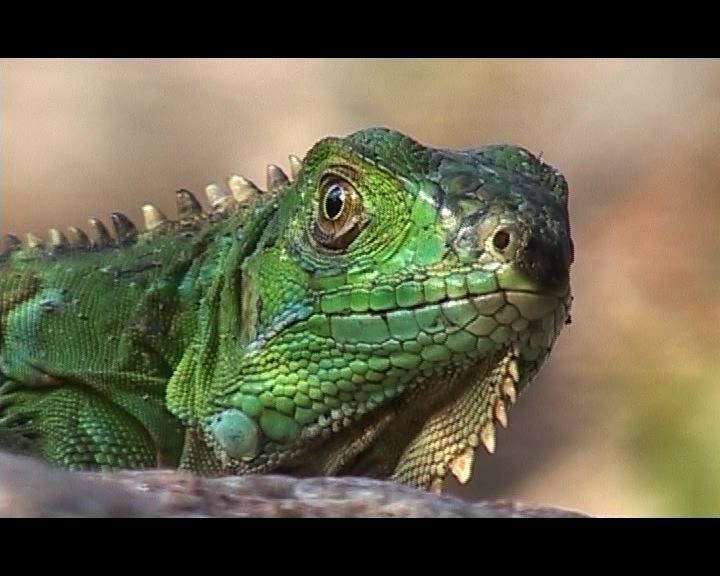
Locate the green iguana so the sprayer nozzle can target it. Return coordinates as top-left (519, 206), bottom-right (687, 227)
top-left (0, 128), bottom-right (573, 491)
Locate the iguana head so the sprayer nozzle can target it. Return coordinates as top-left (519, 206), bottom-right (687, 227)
top-left (206, 127), bottom-right (573, 490)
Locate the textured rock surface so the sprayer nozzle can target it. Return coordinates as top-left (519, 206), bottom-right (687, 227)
top-left (0, 452), bottom-right (588, 517)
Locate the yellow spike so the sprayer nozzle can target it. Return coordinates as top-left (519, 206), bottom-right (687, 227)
top-left (88, 217), bottom-right (112, 247)
top-left (175, 189), bottom-right (203, 218)
top-left (141, 203), bottom-right (168, 231)
top-left (26, 232), bottom-right (44, 249)
top-left (48, 228), bottom-right (68, 248)
top-left (266, 164), bottom-right (289, 192)
top-left (449, 449), bottom-right (475, 485)
top-left (501, 376), bottom-right (517, 404)
top-left (494, 398), bottom-right (508, 428)
top-left (67, 226), bottom-right (90, 249)
top-left (227, 174), bottom-right (259, 204)
top-left (288, 154), bottom-right (302, 180)
top-left (508, 358), bottom-right (520, 382)
top-left (480, 421), bottom-right (496, 454)
top-left (205, 183), bottom-right (234, 212)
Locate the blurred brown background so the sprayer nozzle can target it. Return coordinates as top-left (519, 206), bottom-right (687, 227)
top-left (2, 59), bottom-right (719, 517)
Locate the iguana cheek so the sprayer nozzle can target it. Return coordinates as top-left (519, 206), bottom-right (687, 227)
top-left (209, 406), bottom-right (304, 462)
top-left (208, 408), bottom-right (259, 461)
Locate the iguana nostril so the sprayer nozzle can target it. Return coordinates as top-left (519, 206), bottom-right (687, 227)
top-left (492, 229), bottom-right (511, 251)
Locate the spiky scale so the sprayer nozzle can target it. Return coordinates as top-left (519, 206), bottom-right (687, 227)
top-left (449, 449), bottom-right (474, 485)
top-left (1, 234), bottom-right (22, 255)
top-left (494, 398), bottom-right (508, 428)
top-left (227, 174), bottom-right (259, 204)
top-left (88, 217), bottom-right (113, 247)
top-left (48, 228), bottom-right (68, 250)
top-left (508, 359), bottom-right (520, 383)
top-left (266, 164), bottom-right (289, 192)
top-left (288, 154), bottom-right (302, 180)
top-left (25, 232), bottom-right (44, 249)
top-left (502, 377), bottom-right (517, 404)
top-left (205, 183), bottom-right (236, 213)
top-left (67, 226), bottom-right (90, 249)
top-left (480, 421), bottom-right (496, 454)
top-left (175, 189), bottom-right (203, 218)
top-left (141, 203), bottom-right (168, 231)
top-left (111, 212), bottom-right (137, 245)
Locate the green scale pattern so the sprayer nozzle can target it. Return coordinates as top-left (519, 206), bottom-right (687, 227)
top-left (0, 127), bottom-right (573, 490)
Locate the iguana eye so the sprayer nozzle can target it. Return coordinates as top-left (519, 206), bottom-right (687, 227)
top-left (313, 177), bottom-right (363, 250)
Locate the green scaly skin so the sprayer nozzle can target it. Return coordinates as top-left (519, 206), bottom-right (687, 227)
top-left (0, 128), bottom-right (573, 491)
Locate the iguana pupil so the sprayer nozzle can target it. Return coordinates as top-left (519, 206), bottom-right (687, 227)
top-left (323, 183), bottom-right (345, 221)
top-left (0, 127), bottom-right (573, 492)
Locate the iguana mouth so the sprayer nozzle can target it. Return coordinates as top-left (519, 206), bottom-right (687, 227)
top-left (243, 267), bottom-right (569, 355)
top-left (312, 288), bottom-right (568, 358)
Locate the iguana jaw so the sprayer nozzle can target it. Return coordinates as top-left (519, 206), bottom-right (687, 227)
top-left (206, 278), bottom-right (570, 488)
top-left (294, 283), bottom-right (570, 490)
top-left (388, 286), bottom-right (571, 490)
